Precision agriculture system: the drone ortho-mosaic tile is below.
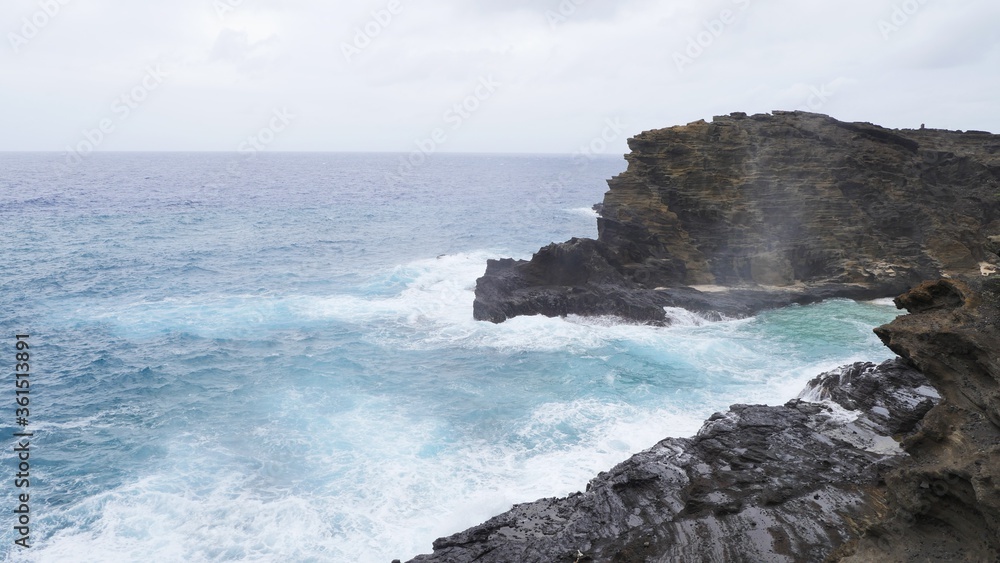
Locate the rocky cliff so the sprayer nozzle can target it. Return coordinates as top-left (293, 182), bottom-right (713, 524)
top-left (406, 359), bottom-right (939, 562)
top-left (832, 278), bottom-right (1000, 562)
top-left (474, 112), bottom-right (1000, 324)
top-left (408, 112), bottom-right (1000, 562)
top-left (408, 279), bottom-right (1000, 562)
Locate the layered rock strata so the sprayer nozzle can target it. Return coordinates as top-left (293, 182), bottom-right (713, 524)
top-left (474, 112), bottom-right (1000, 324)
top-left (832, 278), bottom-right (1000, 561)
top-left (407, 359), bottom-right (938, 563)
top-left (428, 112), bottom-right (1000, 562)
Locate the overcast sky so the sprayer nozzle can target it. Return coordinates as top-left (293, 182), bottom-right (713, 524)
top-left (3, 0), bottom-right (998, 154)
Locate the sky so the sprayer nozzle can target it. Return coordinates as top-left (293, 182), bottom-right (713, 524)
top-left (2, 0), bottom-right (998, 154)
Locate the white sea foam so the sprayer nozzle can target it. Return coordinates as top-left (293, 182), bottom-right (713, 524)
top-left (23, 474), bottom-right (343, 562)
top-left (22, 397), bottom-right (703, 563)
top-left (32, 252), bottom-right (905, 562)
top-left (662, 306), bottom-right (734, 327)
top-left (64, 253), bottom-right (737, 356)
top-left (566, 207), bottom-right (600, 218)
top-left (55, 255), bottom-right (901, 408)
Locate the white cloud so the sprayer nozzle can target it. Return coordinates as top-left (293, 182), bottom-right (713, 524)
top-left (1, 0), bottom-right (998, 151)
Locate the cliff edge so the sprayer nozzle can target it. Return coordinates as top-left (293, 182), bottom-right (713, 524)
top-left (407, 359), bottom-right (939, 562)
top-left (832, 278), bottom-right (1000, 561)
top-left (416, 111), bottom-right (1000, 561)
top-left (408, 278), bottom-right (1000, 562)
top-left (474, 111), bottom-right (1000, 324)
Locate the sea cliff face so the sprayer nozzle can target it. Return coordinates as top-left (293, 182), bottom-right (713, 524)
top-left (474, 112), bottom-right (1000, 324)
top-left (407, 112), bottom-right (1000, 562)
top-left (833, 278), bottom-right (1000, 561)
top-left (409, 283), bottom-right (1000, 562)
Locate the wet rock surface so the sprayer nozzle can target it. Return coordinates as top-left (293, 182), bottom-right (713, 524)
top-left (407, 359), bottom-right (938, 563)
top-left (435, 112), bottom-right (1000, 562)
top-left (832, 279), bottom-right (1000, 562)
top-left (474, 111), bottom-right (1000, 324)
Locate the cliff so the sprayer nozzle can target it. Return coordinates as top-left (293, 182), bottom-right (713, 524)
top-left (832, 278), bottom-right (1000, 561)
top-left (408, 279), bottom-right (1000, 562)
top-left (404, 112), bottom-right (1000, 562)
top-left (407, 360), bottom-right (939, 562)
top-left (474, 111), bottom-right (1000, 324)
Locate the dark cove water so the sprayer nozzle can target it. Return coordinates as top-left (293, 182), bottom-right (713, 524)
top-left (0, 153), bottom-right (901, 562)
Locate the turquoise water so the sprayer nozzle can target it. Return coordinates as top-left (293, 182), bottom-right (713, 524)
top-left (0, 153), bottom-right (902, 562)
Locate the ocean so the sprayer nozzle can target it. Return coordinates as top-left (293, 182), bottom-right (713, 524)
top-left (0, 153), bottom-right (901, 562)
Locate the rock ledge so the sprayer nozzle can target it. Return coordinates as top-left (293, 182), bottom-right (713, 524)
top-left (407, 359), bottom-right (938, 563)
top-left (475, 112), bottom-right (1000, 324)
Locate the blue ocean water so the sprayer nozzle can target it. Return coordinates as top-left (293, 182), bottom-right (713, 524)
top-left (0, 153), bottom-right (902, 562)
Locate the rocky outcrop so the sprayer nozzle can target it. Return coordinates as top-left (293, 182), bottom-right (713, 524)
top-left (410, 279), bottom-right (1000, 562)
top-left (435, 111), bottom-right (1000, 561)
top-left (831, 278), bottom-right (1000, 562)
top-left (475, 111), bottom-right (1000, 324)
top-left (407, 359), bottom-right (939, 563)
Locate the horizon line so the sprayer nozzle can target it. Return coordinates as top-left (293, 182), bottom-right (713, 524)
top-left (0, 150), bottom-right (627, 157)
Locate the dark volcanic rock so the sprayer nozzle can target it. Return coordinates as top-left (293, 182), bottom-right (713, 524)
top-left (474, 111), bottom-right (1000, 324)
top-left (831, 279), bottom-right (1000, 562)
top-left (407, 359), bottom-right (938, 563)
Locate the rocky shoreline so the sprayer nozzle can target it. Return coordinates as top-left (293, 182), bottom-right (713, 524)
top-left (407, 113), bottom-right (1000, 562)
top-left (407, 358), bottom-right (938, 562)
top-left (474, 112), bottom-right (1000, 325)
top-left (834, 278), bottom-right (1000, 561)
top-left (408, 281), bottom-right (1000, 563)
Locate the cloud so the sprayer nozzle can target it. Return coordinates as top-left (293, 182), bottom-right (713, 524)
top-left (209, 28), bottom-right (282, 73)
top-left (2, 0), bottom-right (998, 151)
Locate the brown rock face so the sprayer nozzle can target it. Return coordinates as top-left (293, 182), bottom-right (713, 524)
top-left (474, 111), bottom-right (1000, 324)
top-left (832, 278), bottom-right (1000, 561)
top-left (602, 113), bottom-right (1000, 286)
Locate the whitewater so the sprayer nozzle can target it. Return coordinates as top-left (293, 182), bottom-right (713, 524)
top-left (0, 153), bottom-right (901, 562)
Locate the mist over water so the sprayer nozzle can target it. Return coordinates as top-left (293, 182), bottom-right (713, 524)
top-left (1, 153), bottom-right (902, 562)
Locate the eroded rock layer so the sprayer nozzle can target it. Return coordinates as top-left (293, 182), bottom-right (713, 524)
top-left (407, 360), bottom-right (938, 563)
top-left (832, 278), bottom-right (1000, 562)
top-left (474, 112), bottom-right (1000, 324)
